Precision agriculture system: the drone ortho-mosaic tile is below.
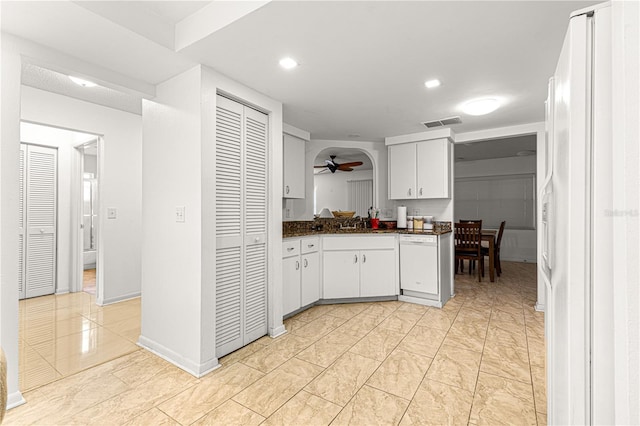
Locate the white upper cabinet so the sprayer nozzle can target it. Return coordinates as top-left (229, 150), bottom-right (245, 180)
top-left (283, 134), bottom-right (305, 199)
top-left (388, 138), bottom-right (451, 200)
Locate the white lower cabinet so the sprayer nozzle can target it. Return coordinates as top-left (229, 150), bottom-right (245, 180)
top-left (282, 237), bottom-right (320, 316)
top-left (322, 235), bottom-right (398, 300)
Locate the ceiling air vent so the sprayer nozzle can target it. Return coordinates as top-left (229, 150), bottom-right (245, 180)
top-left (422, 116), bottom-right (462, 128)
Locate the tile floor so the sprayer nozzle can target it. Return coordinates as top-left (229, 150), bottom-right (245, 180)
top-left (7, 261), bottom-right (546, 425)
top-left (83, 269), bottom-right (97, 295)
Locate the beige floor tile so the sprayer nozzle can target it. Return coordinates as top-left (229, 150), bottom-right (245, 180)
top-left (240, 334), bottom-right (312, 373)
top-left (123, 407), bottom-right (179, 426)
top-left (366, 349), bottom-right (432, 400)
top-left (112, 352), bottom-right (172, 386)
top-left (400, 379), bottom-right (474, 426)
top-left (485, 324), bottom-right (528, 350)
top-left (426, 344), bottom-right (482, 392)
top-left (396, 325), bottom-right (447, 358)
top-left (416, 308), bottom-right (456, 331)
top-left (481, 343), bottom-right (532, 384)
top-left (158, 362), bottom-right (264, 425)
top-left (65, 367), bottom-right (196, 425)
top-left (283, 316), bottom-right (309, 333)
top-left (444, 322), bottom-right (487, 353)
top-left (291, 314), bottom-right (346, 340)
top-left (296, 330), bottom-right (360, 368)
top-left (193, 399), bottom-right (265, 426)
top-left (325, 302), bottom-right (371, 319)
top-left (527, 335), bottom-right (546, 368)
top-left (363, 302), bottom-right (400, 318)
top-left (331, 385), bottom-right (409, 426)
top-left (537, 411), bottom-right (548, 425)
top-left (531, 365), bottom-right (547, 414)
top-left (396, 302), bottom-right (429, 316)
top-left (293, 304), bottom-right (337, 322)
top-left (19, 358), bottom-right (61, 391)
top-left (262, 390), bottom-right (342, 426)
top-left (85, 302), bottom-right (141, 325)
top-left (22, 315), bottom-right (99, 346)
top-left (349, 326), bottom-right (404, 361)
top-left (377, 311), bottom-right (423, 335)
top-left (491, 308), bottom-right (526, 326)
top-left (218, 340), bottom-right (265, 366)
top-left (305, 351), bottom-right (380, 406)
top-left (233, 357), bottom-right (323, 417)
top-left (103, 316), bottom-right (141, 343)
top-left (335, 312), bottom-right (385, 338)
top-left (469, 372), bottom-right (537, 425)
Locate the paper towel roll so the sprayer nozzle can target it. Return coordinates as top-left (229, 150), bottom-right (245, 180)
top-left (397, 206), bottom-right (407, 228)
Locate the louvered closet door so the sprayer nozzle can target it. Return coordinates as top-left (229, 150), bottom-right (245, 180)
top-left (243, 107), bottom-right (268, 343)
top-left (25, 145), bottom-right (58, 298)
top-left (215, 95), bottom-right (269, 358)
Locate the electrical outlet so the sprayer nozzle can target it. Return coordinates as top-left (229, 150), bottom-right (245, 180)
top-left (176, 206), bottom-right (185, 223)
top-left (286, 208), bottom-right (292, 218)
top-left (107, 208), bottom-right (117, 219)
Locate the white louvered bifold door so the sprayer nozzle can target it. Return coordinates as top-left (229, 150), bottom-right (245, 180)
top-left (215, 96), bottom-right (245, 357)
top-left (18, 145), bottom-right (26, 299)
top-left (347, 179), bottom-right (373, 218)
top-left (24, 144), bottom-right (58, 298)
top-left (215, 96), bottom-right (269, 358)
top-left (243, 107), bottom-right (268, 343)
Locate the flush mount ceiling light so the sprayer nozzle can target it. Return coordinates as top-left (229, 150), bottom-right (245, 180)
top-left (424, 79), bottom-right (441, 89)
top-left (461, 98), bottom-right (501, 116)
top-left (279, 57), bottom-right (298, 70)
top-left (68, 76), bottom-right (97, 87)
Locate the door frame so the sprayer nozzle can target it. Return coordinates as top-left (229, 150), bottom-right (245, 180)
top-left (71, 137), bottom-right (104, 304)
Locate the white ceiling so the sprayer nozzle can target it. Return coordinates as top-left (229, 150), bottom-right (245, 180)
top-left (2, 0), bottom-right (599, 141)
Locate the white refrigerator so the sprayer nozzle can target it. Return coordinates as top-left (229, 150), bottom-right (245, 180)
top-left (542, 2), bottom-right (616, 424)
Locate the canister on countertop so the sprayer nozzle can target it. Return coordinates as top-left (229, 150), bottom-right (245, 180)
top-left (407, 216), bottom-right (414, 230)
top-left (423, 216), bottom-right (434, 231)
top-left (413, 216), bottom-right (424, 230)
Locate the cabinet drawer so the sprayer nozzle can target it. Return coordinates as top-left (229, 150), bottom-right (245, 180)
top-left (323, 235), bottom-right (396, 251)
top-left (282, 239), bottom-right (300, 258)
top-left (301, 237), bottom-right (320, 254)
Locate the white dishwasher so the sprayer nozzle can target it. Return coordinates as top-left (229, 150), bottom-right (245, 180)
top-left (399, 234), bottom-right (439, 295)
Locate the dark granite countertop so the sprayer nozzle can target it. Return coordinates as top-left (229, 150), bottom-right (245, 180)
top-left (283, 228), bottom-right (452, 239)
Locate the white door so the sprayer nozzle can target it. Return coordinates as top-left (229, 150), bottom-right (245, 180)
top-left (416, 139), bottom-right (450, 199)
top-left (215, 95), bottom-right (269, 357)
top-left (22, 144), bottom-right (58, 299)
top-left (18, 145), bottom-right (26, 299)
top-left (301, 251), bottom-right (320, 306)
top-left (388, 143), bottom-right (416, 199)
top-left (283, 134), bottom-right (305, 199)
top-left (282, 256), bottom-right (301, 315)
top-left (360, 249), bottom-right (396, 297)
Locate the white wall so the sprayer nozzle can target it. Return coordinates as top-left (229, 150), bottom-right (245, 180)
top-left (314, 169), bottom-right (373, 214)
top-left (454, 155), bottom-right (537, 262)
top-left (20, 86), bottom-right (143, 304)
top-left (19, 122), bottom-right (96, 295)
top-left (140, 64), bottom-right (284, 377)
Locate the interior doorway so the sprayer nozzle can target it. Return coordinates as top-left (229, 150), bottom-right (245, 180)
top-left (80, 141), bottom-right (99, 295)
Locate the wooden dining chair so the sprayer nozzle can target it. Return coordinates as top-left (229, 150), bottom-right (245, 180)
top-left (454, 222), bottom-right (484, 282)
top-left (482, 220), bottom-right (506, 276)
top-left (458, 220), bottom-right (482, 272)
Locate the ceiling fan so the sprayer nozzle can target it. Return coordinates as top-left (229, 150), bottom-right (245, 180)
top-left (314, 155), bottom-right (363, 173)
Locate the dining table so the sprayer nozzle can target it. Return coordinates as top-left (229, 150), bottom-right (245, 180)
top-left (482, 229), bottom-right (497, 282)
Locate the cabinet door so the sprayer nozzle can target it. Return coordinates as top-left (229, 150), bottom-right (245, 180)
top-left (301, 252), bottom-right (320, 306)
top-left (388, 143), bottom-right (417, 200)
top-left (416, 139), bottom-right (450, 199)
top-left (283, 134), bottom-right (305, 199)
top-left (283, 256), bottom-right (301, 315)
top-left (322, 250), bottom-right (359, 299)
top-left (360, 250), bottom-right (397, 297)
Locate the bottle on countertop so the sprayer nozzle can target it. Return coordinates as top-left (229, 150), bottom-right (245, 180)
top-left (407, 216), bottom-right (414, 230)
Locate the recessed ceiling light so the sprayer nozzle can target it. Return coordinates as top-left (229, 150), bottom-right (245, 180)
top-left (279, 57), bottom-right (298, 70)
top-left (69, 76), bottom-right (97, 87)
top-left (424, 79), bottom-right (441, 89)
top-left (461, 98), bottom-right (501, 115)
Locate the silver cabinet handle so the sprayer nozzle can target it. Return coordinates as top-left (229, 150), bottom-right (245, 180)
top-left (287, 247), bottom-right (294, 252)
top-left (354, 254), bottom-right (358, 263)
top-left (303, 258), bottom-right (308, 268)
top-left (419, 188), bottom-right (423, 196)
top-left (307, 244), bottom-right (314, 248)
top-left (286, 185), bottom-right (290, 194)
top-left (408, 188), bottom-right (412, 196)
top-left (362, 254), bottom-right (366, 263)
top-left (295, 260), bottom-right (300, 270)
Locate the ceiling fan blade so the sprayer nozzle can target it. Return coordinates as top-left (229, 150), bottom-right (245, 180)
top-left (337, 161), bottom-right (363, 168)
top-left (314, 165), bottom-right (328, 168)
top-left (339, 167), bottom-right (354, 172)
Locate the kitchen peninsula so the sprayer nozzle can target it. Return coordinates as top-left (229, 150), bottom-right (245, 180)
top-left (282, 219), bottom-right (453, 318)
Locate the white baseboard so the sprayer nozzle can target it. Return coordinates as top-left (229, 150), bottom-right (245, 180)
top-left (398, 295), bottom-right (443, 308)
top-left (102, 292), bottom-right (141, 306)
top-left (269, 324), bottom-right (287, 338)
top-left (137, 335), bottom-right (219, 378)
top-left (55, 290), bottom-right (70, 296)
top-left (6, 391), bottom-right (25, 410)
top-left (535, 302), bottom-right (545, 312)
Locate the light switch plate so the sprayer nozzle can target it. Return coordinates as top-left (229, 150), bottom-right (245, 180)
top-left (107, 208), bottom-right (117, 219)
top-left (176, 206), bottom-right (185, 223)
